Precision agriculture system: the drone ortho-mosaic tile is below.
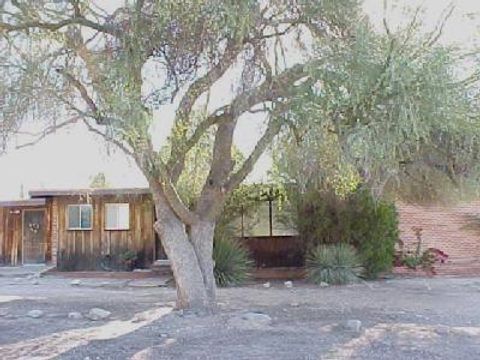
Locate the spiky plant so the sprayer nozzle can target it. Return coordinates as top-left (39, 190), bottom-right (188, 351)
top-left (306, 244), bottom-right (362, 285)
top-left (213, 233), bottom-right (253, 287)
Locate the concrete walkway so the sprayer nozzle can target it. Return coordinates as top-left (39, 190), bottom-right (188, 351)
top-left (0, 265), bottom-right (54, 278)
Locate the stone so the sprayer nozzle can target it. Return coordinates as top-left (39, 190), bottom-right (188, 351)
top-left (228, 312), bottom-right (272, 329)
top-left (68, 312), bottom-right (83, 320)
top-left (27, 310), bottom-right (44, 319)
top-left (164, 338), bottom-right (176, 346)
top-left (320, 282), bottom-right (329, 288)
top-left (32, 279), bottom-right (40, 285)
top-left (435, 325), bottom-right (450, 335)
top-left (290, 302), bottom-right (300, 307)
top-left (263, 282), bottom-right (271, 288)
top-left (344, 320), bottom-right (362, 332)
top-left (284, 281), bottom-right (293, 288)
top-left (85, 308), bottom-right (111, 321)
top-left (70, 279), bottom-right (82, 286)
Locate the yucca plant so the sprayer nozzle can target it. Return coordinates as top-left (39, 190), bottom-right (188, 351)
top-left (306, 244), bottom-right (362, 285)
top-left (213, 233), bottom-right (253, 287)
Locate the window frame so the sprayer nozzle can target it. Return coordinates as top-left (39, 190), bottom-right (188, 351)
top-left (104, 203), bottom-right (130, 231)
top-left (67, 204), bottom-right (93, 231)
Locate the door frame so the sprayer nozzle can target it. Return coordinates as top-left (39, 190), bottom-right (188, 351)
top-left (22, 208), bottom-right (47, 265)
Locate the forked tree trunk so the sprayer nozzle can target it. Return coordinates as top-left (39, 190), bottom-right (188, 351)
top-left (153, 196), bottom-right (217, 310)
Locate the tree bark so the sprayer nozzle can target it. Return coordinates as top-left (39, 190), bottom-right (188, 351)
top-left (190, 220), bottom-right (216, 301)
top-left (152, 192), bottom-right (217, 310)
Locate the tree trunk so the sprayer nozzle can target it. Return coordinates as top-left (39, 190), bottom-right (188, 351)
top-left (153, 195), bottom-right (217, 310)
top-left (190, 221), bottom-right (216, 301)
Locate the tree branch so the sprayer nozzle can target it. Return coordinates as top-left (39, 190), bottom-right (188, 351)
top-left (15, 116), bottom-right (80, 150)
top-left (0, 15), bottom-right (120, 36)
top-left (226, 117), bottom-right (282, 193)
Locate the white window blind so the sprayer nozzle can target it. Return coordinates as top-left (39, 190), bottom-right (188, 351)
top-left (105, 203), bottom-right (130, 230)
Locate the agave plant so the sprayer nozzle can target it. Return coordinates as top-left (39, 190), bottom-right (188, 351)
top-left (306, 244), bottom-right (362, 285)
top-left (213, 234), bottom-right (253, 287)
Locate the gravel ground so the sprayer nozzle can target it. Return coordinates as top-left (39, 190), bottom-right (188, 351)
top-left (1, 275), bottom-right (480, 359)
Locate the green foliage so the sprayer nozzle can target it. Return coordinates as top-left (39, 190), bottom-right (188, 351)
top-left (306, 243), bottom-right (361, 285)
top-left (403, 255), bottom-right (422, 270)
top-left (295, 188), bottom-right (398, 279)
top-left (275, 15), bottom-right (480, 203)
top-left (119, 250), bottom-right (138, 263)
top-left (89, 172), bottom-right (110, 189)
top-left (213, 229), bottom-right (253, 287)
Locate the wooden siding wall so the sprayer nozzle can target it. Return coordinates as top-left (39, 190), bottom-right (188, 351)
top-left (241, 236), bottom-right (304, 268)
top-left (1, 208), bottom-right (23, 265)
top-left (55, 194), bottom-right (155, 271)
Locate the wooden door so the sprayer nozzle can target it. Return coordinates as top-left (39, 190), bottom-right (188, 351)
top-left (23, 210), bottom-right (46, 264)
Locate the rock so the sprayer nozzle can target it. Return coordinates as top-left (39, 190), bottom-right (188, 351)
top-left (435, 325), bottom-right (450, 335)
top-left (284, 281), bottom-right (293, 288)
top-left (263, 282), bottom-right (271, 288)
top-left (228, 312), bottom-right (272, 329)
top-left (70, 279), bottom-right (82, 286)
top-left (320, 282), bottom-right (329, 288)
top-left (344, 320), bottom-right (362, 332)
top-left (163, 338), bottom-right (176, 346)
top-left (32, 279), bottom-right (40, 285)
top-left (0, 309), bottom-right (9, 317)
top-left (159, 333), bottom-right (168, 338)
top-left (85, 308), bottom-right (111, 321)
top-left (68, 311), bottom-right (83, 320)
top-left (27, 310), bottom-right (44, 319)
top-left (290, 302), bottom-right (300, 307)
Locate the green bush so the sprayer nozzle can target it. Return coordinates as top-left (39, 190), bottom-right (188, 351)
top-left (306, 244), bottom-right (361, 285)
top-left (213, 232), bottom-right (253, 287)
top-left (296, 188), bottom-right (399, 279)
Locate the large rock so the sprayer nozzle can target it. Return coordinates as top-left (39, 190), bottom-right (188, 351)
top-left (228, 312), bottom-right (272, 329)
top-left (85, 308), bottom-right (111, 321)
top-left (343, 320), bottom-right (362, 332)
top-left (70, 279), bottom-right (82, 286)
top-left (27, 310), bottom-right (44, 319)
top-left (284, 281), bottom-right (293, 288)
top-left (68, 312), bottom-right (83, 320)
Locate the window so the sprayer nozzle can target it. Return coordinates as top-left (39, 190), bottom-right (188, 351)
top-left (67, 205), bottom-right (92, 230)
top-left (105, 203), bottom-right (130, 230)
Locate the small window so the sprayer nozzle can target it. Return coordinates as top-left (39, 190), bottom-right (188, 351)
top-left (68, 205), bottom-right (92, 230)
top-left (105, 203), bottom-right (130, 230)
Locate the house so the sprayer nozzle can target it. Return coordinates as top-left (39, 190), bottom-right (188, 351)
top-left (1, 187), bottom-right (480, 276)
top-left (0, 188), bottom-right (164, 270)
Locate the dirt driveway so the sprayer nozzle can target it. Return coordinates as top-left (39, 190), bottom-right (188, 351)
top-left (1, 274), bottom-right (480, 359)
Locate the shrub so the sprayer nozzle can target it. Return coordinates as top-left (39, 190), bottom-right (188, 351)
top-left (306, 244), bottom-right (362, 285)
top-left (213, 232), bottom-right (253, 287)
top-left (295, 188), bottom-right (398, 279)
top-left (349, 191), bottom-right (399, 279)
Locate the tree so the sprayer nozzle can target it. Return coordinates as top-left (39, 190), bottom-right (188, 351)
top-left (1, 1), bottom-right (478, 310)
top-left (273, 4), bottom-right (480, 203)
top-left (89, 172), bottom-right (110, 189)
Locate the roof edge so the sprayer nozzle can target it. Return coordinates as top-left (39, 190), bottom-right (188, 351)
top-left (0, 198), bottom-right (46, 208)
top-left (29, 188), bottom-right (151, 198)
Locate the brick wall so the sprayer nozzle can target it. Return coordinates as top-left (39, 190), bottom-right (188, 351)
top-left (397, 201), bottom-right (480, 263)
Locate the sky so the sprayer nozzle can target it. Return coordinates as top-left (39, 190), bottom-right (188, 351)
top-left (0, 0), bottom-right (479, 200)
